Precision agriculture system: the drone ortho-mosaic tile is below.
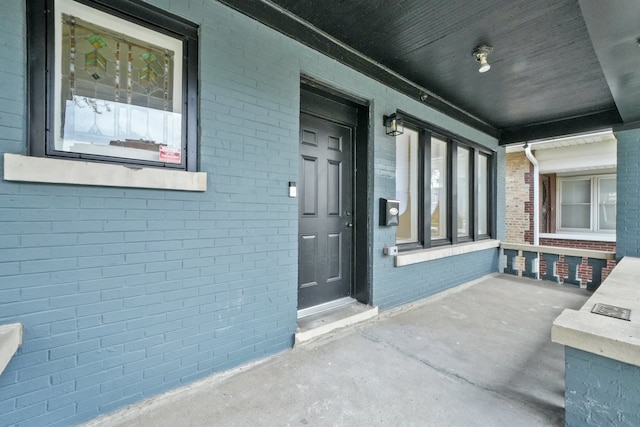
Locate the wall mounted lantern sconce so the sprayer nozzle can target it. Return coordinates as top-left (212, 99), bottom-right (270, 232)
top-left (472, 45), bottom-right (494, 73)
top-left (383, 114), bottom-right (404, 136)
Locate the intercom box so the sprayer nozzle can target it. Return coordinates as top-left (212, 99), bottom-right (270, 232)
top-left (379, 198), bottom-right (400, 226)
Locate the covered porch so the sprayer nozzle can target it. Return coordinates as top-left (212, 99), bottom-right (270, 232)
top-left (81, 274), bottom-right (588, 426)
top-left (4, 0), bottom-right (640, 425)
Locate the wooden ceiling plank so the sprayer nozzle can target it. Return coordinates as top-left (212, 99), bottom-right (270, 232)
top-left (225, 0), bottom-right (625, 139)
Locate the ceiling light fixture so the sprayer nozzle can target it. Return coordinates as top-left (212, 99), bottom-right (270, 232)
top-left (472, 45), bottom-right (494, 73)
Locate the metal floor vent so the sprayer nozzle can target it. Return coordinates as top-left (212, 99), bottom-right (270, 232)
top-left (591, 303), bottom-right (631, 321)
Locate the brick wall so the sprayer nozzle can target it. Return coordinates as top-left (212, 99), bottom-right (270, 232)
top-left (1, 2), bottom-right (301, 424)
top-left (565, 347), bottom-right (640, 426)
top-left (504, 151), bottom-right (617, 285)
top-left (539, 255), bottom-right (615, 286)
top-left (373, 249), bottom-right (499, 310)
top-left (506, 147), bottom-right (618, 285)
top-left (0, 0), bottom-right (503, 425)
top-left (615, 127), bottom-right (640, 260)
top-left (505, 152), bottom-right (532, 243)
top-left (538, 238), bottom-right (615, 252)
top-left (538, 239), bottom-right (616, 284)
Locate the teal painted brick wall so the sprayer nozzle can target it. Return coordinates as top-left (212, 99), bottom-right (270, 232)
top-left (0, 0), bottom-right (502, 425)
top-left (0, 0), bottom-right (26, 160)
top-left (372, 249), bottom-right (499, 310)
top-left (615, 128), bottom-right (640, 260)
top-left (565, 347), bottom-right (640, 426)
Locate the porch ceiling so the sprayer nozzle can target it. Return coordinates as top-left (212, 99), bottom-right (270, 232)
top-left (217, 0), bottom-right (640, 144)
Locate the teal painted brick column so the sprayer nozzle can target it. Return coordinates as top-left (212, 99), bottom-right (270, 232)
top-left (565, 347), bottom-right (640, 426)
top-left (614, 126), bottom-right (640, 260)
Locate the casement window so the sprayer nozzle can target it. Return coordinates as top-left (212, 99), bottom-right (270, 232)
top-left (27, 0), bottom-right (199, 171)
top-left (396, 128), bottom-right (421, 245)
top-left (395, 121), bottom-right (495, 250)
top-left (558, 175), bottom-right (616, 233)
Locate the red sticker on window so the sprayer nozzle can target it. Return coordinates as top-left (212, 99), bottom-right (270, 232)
top-left (159, 146), bottom-right (181, 163)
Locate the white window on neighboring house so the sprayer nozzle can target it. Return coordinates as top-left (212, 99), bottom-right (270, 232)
top-left (558, 175), bottom-right (616, 233)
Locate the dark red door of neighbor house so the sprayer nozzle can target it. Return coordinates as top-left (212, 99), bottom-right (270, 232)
top-left (298, 112), bottom-right (353, 310)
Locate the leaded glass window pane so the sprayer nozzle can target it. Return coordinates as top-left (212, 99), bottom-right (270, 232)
top-left (57, 0), bottom-right (184, 164)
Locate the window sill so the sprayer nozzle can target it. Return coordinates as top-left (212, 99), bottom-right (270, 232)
top-left (540, 232), bottom-right (615, 243)
top-left (3, 154), bottom-right (206, 192)
top-left (395, 239), bottom-right (500, 267)
top-left (0, 323), bottom-right (22, 376)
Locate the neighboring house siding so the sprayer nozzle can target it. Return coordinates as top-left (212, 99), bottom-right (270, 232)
top-left (0, 0), bottom-right (503, 426)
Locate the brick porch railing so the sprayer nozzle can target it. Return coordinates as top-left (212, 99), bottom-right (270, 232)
top-left (500, 242), bottom-right (616, 291)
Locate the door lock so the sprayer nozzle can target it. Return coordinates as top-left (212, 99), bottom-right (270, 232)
top-left (346, 222), bottom-right (353, 228)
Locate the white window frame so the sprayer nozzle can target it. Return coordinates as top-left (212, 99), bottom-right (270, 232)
top-left (557, 174), bottom-right (616, 235)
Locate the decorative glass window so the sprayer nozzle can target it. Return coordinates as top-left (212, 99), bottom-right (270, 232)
top-left (27, 0), bottom-right (199, 171)
top-left (558, 175), bottom-right (616, 233)
top-left (394, 118), bottom-right (494, 250)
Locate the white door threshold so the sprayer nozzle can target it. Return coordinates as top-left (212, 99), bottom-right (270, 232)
top-left (295, 301), bottom-right (378, 345)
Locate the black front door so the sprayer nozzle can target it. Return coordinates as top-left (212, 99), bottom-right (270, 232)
top-left (298, 112), bottom-right (353, 310)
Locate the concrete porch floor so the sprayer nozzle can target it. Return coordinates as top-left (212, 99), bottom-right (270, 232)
top-left (84, 274), bottom-right (590, 427)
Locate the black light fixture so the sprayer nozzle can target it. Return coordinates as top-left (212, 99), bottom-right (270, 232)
top-left (383, 114), bottom-right (404, 136)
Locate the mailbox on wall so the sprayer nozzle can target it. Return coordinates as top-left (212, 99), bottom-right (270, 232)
top-left (379, 198), bottom-right (400, 226)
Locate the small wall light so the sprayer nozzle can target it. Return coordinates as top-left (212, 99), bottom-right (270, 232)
top-left (383, 114), bottom-right (404, 136)
top-left (472, 45), bottom-right (494, 73)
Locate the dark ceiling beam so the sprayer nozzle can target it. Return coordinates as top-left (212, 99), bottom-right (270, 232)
top-left (216, 0), bottom-right (499, 139)
top-left (579, 0), bottom-right (640, 123)
top-left (499, 109), bottom-right (623, 145)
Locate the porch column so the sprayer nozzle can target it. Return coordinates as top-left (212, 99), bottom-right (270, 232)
top-left (613, 124), bottom-right (640, 260)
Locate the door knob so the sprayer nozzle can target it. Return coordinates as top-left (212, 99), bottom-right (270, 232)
top-left (346, 222), bottom-right (353, 228)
